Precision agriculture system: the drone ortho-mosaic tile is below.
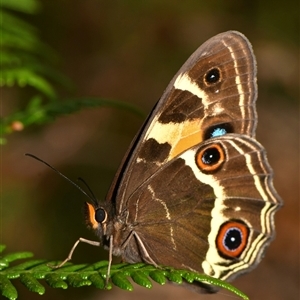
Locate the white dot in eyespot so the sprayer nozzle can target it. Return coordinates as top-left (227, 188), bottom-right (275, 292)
top-left (235, 206), bottom-right (241, 211)
top-left (211, 127), bottom-right (227, 137)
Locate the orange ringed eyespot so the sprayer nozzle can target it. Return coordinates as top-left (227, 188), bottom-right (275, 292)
top-left (195, 143), bottom-right (225, 173)
top-left (216, 221), bottom-right (249, 258)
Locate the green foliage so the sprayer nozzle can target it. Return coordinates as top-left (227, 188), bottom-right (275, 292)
top-left (0, 0), bottom-right (60, 97)
top-left (1, 96), bottom-right (144, 136)
top-left (0, 245), bottom-right (249, 300)
top-left (0, 0), bottom-right (40, 13)
top-left (1, 0), bottom-right (144, 144)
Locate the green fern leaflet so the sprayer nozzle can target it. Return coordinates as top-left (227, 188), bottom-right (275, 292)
top-left (0, 245), bottom-right (249, 300)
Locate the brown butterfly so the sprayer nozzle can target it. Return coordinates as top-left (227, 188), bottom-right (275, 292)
top-left (29, 31), bottom-right (282, 293)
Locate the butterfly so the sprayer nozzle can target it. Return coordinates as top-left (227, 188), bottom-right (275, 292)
top-left (30, 31), bottom-right (282, 293)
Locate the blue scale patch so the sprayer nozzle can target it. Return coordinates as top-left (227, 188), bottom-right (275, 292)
top-left (211, 127), bottom-right (227, 137)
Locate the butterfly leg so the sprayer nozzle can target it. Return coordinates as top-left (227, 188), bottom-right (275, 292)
top-left (48, 237), bottom-right (101, 268)
top-left (105, 235), bottom-right (113, 286)
top-left (105, 231), bottom-right (159, 286)
top-left (133, 232), bottom-right (159, 267)
top-left (120, 230), bottom-right (158, 267)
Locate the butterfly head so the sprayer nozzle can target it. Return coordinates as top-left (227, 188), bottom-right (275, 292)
top-left (84, 201), bottom-right (114, 246)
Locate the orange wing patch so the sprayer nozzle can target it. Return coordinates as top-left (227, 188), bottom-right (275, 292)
top-left (145, 117), bottom-right (204, 160)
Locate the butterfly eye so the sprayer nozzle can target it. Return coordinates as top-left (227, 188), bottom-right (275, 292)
top-left (85, 202), bottom-right (107, 229)
top-left (95, 208), bottom-right (107, 223)
top-left (205, 68), bottom-right (221, 84)
top-left (195, 143), bottom-right (225, 173)
top-left (216, 221), bottom-right (249, 258)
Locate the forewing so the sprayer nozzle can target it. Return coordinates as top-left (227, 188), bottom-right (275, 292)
top-left (109, 31), bottom-right (257, 212)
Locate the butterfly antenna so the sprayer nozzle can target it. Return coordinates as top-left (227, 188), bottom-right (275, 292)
top-left (77, 177), bottom-right (97, 201)
top-left (25, 153), bottom-right (97, 205)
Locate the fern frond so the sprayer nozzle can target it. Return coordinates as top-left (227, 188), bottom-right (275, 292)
top-left (0, 0), bottom-right (40, 14)
top-left (1, 96), bottom-right (144, 137)
top-left (0, 245), bottom-right (249, 300)
top-left (0, 69), bottom-right (56, 98)
top-left (0, 1), bottom-right (69, 98)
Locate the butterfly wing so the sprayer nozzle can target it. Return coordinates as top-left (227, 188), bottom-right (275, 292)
top-left (121, 134), bottom-right (282, 281)
top-left (107, 31), bottom-right (258, 213)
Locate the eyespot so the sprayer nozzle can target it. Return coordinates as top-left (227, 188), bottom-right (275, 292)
top-left (202, 147), bottom-right (220, 164)
top-left (205, 68), bottom-right (221, 85)
top-left (95, 208), bottom-right (107, 223)
top-left (216, 221), bottom-right (249, 258)
top-left (195, 143), bottom-right (225, 173)
top-left (203, 123), bottom-right (234, 140)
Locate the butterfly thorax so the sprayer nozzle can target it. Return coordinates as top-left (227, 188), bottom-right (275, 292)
top-left (84, 201), bottom-right (141, 261)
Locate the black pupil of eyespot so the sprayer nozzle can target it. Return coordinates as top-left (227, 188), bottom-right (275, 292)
top-left (202, 147), bottom-right (220, 165)
top-left (224, 228), bottom-right (242, 251)
top-left (95, 208), bottom-right (106, 223)
top-left (205, 68), bottom-right (220, 84)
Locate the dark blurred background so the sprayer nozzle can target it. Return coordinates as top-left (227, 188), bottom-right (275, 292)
top-left (2, 1), bottom-right (299, 299)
